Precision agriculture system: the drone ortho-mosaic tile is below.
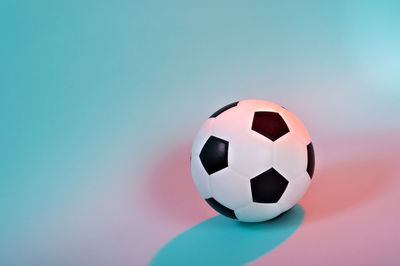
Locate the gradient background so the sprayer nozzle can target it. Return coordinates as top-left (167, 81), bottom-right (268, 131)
top-left (1, 1), bottom-right (400, 265)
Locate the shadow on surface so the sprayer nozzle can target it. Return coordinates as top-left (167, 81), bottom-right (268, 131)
top-left (151, 205), bottom-right (304, 266)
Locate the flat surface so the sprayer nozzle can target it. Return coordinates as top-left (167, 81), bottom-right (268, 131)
top-left (1, 1), bottom-right (400, 265)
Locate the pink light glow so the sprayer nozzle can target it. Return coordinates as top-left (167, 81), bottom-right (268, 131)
top-left (143, 129), bottom-right (400, 265)
top-left (252, 131), bottom-right (400, 265)
top-left (144, 140), bottom-right (216, 225)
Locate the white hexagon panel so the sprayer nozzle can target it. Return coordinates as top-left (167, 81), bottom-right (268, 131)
top-left (235, 202), bottom-right (281, 222)
top-left (191, 99), bottom-right (315, 222)
top-left (228, 131), bottom-right (273, 179)
top-left (273, 133), bottom-right (307, 181)
top-left (209, 168), bottom-right (252, 210)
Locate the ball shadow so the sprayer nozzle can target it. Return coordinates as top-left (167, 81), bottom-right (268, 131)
top-left (150, 204), bottom-right (305, 266)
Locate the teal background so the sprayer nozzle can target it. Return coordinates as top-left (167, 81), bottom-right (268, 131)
top-left (1, 1), bottom-right (399, 265)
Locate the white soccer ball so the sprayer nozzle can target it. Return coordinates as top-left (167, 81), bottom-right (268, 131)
top-left (190, 99), bottom-right (315, 222)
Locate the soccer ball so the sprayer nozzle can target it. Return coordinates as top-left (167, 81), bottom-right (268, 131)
top-left (190, 99), bottom-right (315, 222)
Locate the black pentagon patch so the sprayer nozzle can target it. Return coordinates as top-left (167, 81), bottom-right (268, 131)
top-left (209, 101), bottom-right (239, 118)
top-left (306, 142), bottom-right (315, 179)
top-left (251, 111), bottom-right (289, 141)
top-left (250, 168), bottom-right (289, 203)
top-left (205, 198), bottom-right (237, 219)
top-left (199, 136), bottom-right (228, 175)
